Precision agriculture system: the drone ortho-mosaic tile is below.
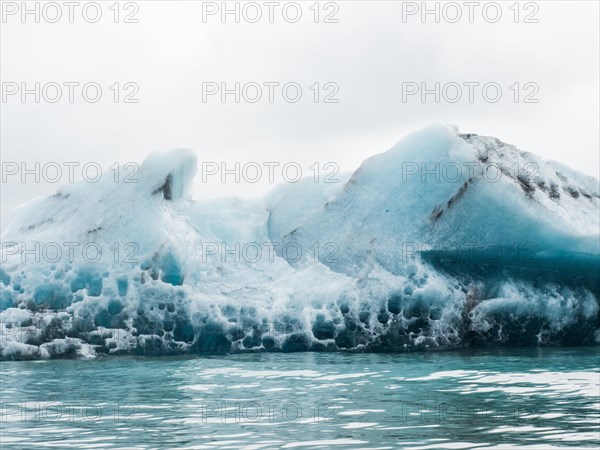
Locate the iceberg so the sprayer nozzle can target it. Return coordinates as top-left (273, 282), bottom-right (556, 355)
top-left (1, 124), bottom-right (598, 359)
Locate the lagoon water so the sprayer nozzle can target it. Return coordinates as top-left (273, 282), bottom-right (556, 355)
top-left (1, 348), bottom-right (599, 449)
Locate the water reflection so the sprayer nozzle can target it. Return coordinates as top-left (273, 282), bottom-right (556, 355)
top-left (1, 348), bottom-right (598, 449)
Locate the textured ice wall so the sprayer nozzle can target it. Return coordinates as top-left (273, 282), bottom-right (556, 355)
top-left (1, 125), bottom-right (598, 359)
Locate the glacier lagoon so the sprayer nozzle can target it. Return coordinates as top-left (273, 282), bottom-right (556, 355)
top-left (0, 124), bottom-right (599, 448)
top-left (1, 349), bottom-right (599, 448)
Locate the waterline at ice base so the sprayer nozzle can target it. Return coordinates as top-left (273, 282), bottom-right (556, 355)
top-left (1, 124), bottom-right (599, 360)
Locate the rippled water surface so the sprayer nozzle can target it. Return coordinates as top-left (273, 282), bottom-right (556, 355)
top-left (1, 348), bottom-right (599, 449)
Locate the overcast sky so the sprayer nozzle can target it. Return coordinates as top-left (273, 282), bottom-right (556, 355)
top-left (1, 0), bottom-right (599, 227)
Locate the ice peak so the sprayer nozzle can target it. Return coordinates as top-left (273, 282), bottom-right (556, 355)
top-left (140, 148), bottom-right (197, 200)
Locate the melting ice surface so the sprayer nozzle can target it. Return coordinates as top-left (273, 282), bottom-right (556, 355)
top-left (1, 124), bottom-right (599, 359)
